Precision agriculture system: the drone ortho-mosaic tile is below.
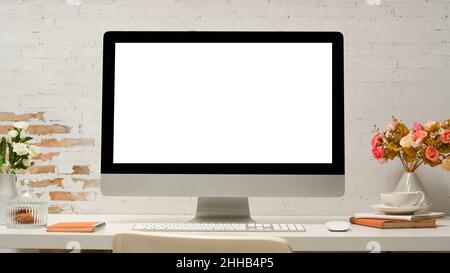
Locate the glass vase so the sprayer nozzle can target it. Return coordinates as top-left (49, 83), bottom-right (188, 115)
top-left (0, 174), bottom-right (18, 225)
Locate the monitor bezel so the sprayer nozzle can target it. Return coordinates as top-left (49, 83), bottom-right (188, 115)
top-left (101, 31), bottom-right (344, 175)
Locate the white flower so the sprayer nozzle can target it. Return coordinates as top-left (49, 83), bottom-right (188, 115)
top-left (29, 145), bottom-right (39, 156)
top-left (13, 121), bottom-right (29, 131)
top-left (12, 143), bottom-right (29, 156)
top-left (8, 130), bottom-right (18, 138)
top-left (400, 134), bottom-right (413, 148)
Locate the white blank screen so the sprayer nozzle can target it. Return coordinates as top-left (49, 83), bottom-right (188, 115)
top-left (113, 43), bottom-right (332, 163)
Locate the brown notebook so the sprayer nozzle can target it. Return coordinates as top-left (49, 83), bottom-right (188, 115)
top-left (350, 217), bottom-right (436, 229)
top-left (46, 222), bottom-right (106, 233)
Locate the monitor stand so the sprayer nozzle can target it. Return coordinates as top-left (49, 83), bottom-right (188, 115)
top-left (191, 197), bottom-right (254, 223)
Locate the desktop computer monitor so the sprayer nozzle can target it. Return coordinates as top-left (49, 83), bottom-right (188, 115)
top-left (101, 31), bottom-right (344, 220)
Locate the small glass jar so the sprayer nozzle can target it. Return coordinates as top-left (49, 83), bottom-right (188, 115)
top-left (6, 179), bottom-right (48, 229)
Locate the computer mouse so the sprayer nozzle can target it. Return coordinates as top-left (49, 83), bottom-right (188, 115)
top-left (326, 221), bottom-right (351, 232)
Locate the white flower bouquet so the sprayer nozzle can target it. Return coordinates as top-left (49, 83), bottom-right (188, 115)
top-left (0, 122), bottom-right (38, 174)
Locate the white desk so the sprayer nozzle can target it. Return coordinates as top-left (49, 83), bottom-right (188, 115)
top-left (1, 214), bottom-right (450, 252)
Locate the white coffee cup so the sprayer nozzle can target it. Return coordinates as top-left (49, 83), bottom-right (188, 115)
top-left (380, 191), bottom-right (425, 207)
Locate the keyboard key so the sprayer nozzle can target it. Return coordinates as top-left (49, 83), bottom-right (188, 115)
top-left (280, 224), bottom-right (288, 231)
top-left (295, 224), bottom-right (305, 231)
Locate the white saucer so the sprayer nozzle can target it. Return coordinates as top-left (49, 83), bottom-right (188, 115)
top-left (372, 204), bottom-right (432, 215)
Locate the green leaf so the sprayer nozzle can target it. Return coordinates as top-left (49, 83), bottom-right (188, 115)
top-left (440, 144), bottom-right (450, 154)
top-left (404, 147), bottom-right (417, 163)
top-left (20, 136), bottom-right (33, 143)
top-left (0, 137), bottom-right (6, 149)
top-left (14, 134), bottom-right (20, 143)
top-left (7, 143), bottom-right (14, 166)
top-left (14, 162), bottom-right (26, 170)
top-left (383, 147), bottom-right (397, 160)
top-left (0, 137), bottom-right (6, 166)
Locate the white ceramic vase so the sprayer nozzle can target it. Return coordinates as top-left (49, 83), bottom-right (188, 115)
top-left (0, 174), bottom-right (18, 225)
top-left (394, 171), bottom-right (431, 207)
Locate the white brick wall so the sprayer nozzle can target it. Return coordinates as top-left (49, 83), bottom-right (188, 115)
top-left (0, 0), bottom-right (449, 215)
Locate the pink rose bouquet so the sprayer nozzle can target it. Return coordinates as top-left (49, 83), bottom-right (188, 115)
top-left (371, 116), bottom-right (450, 172)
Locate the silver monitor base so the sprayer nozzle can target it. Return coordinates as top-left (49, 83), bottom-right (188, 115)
top-left (191, 197), bottom-right (254, 223)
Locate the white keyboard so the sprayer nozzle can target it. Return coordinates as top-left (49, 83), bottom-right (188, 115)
top-left (132, 223), bottom-right (305, 232)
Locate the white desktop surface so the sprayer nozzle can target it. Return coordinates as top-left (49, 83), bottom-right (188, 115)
top-left (1, 214), bottom-right (450, 252)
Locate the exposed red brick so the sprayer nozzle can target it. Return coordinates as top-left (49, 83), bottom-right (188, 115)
top-left (0, 124), bottom-right (69, 135)
top-left (0, 112), bottom-right (44, 122)
top-left (83, 179), bottom-right (100, 189)
top-left (16, 165), bottom-right (55, 174)
top-left (27, 124), bottom-right (70, 135)
top-left (49, 191), bottom-right (89, 201)
top-left (72, 165), bottom-right (90, 175)
top-left (73, 178), bottom-right (100, 189)
top-left (33, 152), bottom-right (60, 161)
top-left (31, 178), bottom-right (64, 188)
top-left (48, 205), bottom-right (64, 214)
top-left (35, 138), bottom-right (95, 147)
top-left (0, 125), bottom-right (12, 134)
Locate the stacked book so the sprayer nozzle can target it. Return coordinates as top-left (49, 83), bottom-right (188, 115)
top-left (350, 212), bottom-right (445, 229)
top-left (46, 222), bottom-right (106, 233)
